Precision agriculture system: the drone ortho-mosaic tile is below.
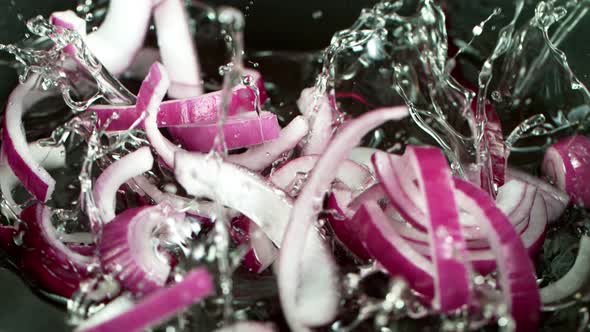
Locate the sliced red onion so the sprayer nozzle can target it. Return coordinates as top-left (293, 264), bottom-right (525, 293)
top-left (1, 77), bottom-right (57, 202)
top-left (540, 236), bottom-right (590, 305)
top-left (373, 147), bottom-right (471, 311)
top-left (76, 268), bottom-right (213, 332)
top-left (174, 150), bottom-right (338, 326)
top-left (269, 155), bottom-right (375, 194)
top-left (137, 63), bottom-right (180, 168)
top-left (100, 204), bottom-right (187, 295)
top-left (326, 191), bottom-right (372, 261)
top-left (90, 70), bottom-right (267, 131)
top-left (347, 183), bottom-right (386, 214)
top-left (454, 179), bottom-right (540, 331)
top-left (214, 322), bottom-right (276, 332)
top-left (0, 225), bottom-right (17, 256)
top-left (51, 3), bottom-right (150, 76)
top-left (356, 201), bottom-right (435, 298)
top-left (297, 88), bottom-right (335, 155)
top-left (542, 135), bottom-right (590, 208)
top-left (168, 111), bottom-right (281, 153)
top-left (19, 203), bottom-right (92, 297)
top-left (153, 0), bottom-right (202, 98)
top-left (93, 147), bottom-right (154, 223)
top-left (174, 151), bottom-right (293, 245)
top-left (86, 0), bottom-right (151, 76)
top-left (49, 11), bottom-right (87, 56)
top-left (479, 103), bottom-right (507, 195)
top-left (507, 168), bottom-right (569, 223)
top-left (0, 142), bottom-right (66, 214)
top-left (231, 216), bottom-right (277, 274)
top-left (277, 106), bottom-right (408, 331)
top-left (226, 116), bottom-right (309, 171)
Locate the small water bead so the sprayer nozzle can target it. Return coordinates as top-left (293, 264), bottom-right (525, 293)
top-left (312, 10), bottom-right (324, 20)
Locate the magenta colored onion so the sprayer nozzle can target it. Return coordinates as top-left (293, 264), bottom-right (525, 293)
top-left (90, 70), bottom-right (267, 131)
top-left (2, 77), bottom-right (56, 202)
top-left (277, 106), bottom-right (408, 331)
top-left (227, 115), bottom-right (309, 171)
top-left (100, 204), bottom-right (187, 295)
top-left (454, 179), bottom-right (540, 332)
top-left (76, 268), bottom-right (213, 332)
top-left (542, 135), bottom-right (590, 208)
top-left (168, 111), bottom-right (281, 153)
top-left (372, 147), bottom-right (470, 311)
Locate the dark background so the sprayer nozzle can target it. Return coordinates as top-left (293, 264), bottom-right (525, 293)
top-left (0, 0), bottom-right (588, 331)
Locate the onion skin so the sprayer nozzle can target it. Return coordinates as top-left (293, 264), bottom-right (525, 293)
top-left (542, 135), bottom-right (590, 208)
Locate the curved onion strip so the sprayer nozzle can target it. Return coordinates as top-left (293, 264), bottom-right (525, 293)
top-left (100, 204), bottom-right (187, 295)
top-left (326, 191), bottom-right (372, 261)
top-left (542, 135), bottom-right (590, 208)
top-left (1, 77), bottom-right (56, 202)
top-left (298, 88), bottom-right (335, 155)
top-left (18, 204), bottom-right (91, 297)
top-left (51, 3), bottom-right (151, 76)
top-left (174, 150), bottom-right (337, 326)
top-left (76, 268), bottom-right (213, 332)
top-left (231, 216), bottom-right (277, 274)
top-left (508, 168), bottom-right (569, 222)
top-left (167, 111), bottom-right (281, 153)
top-left (214, 321), bottom-right (276, 332)
top-left (0, 142), bottom-right (66, 214)
top-left (226, 116), bottom-right (309, 171)
top-left (139, 63), bottom-right (179, 167)
top-left (374, 148), bottom-right (471, 311)
top-left (454, 179), bottom-right (540, 331)
top-left (153, 0), bottom-right (202, 98)
top-left (269, 155), bottom-right (375, 193)
top-left (347, 183), bottom-right (386, 213)
top-left (278, 106), bottom-right (408, 331)
top-left (90, 70), bottom-right (267, 131)
top-left (540, 236), bottom-right (590, 306)
top-left (21, 203), bottom-right (92, 269)
top-left (357, 201), bottom-right (435, 297)
top-left (175, 151), bottom-right (292, 245)
top-left (86, 1), bottom-right (152, 75)
top-left (93, 147), bottom-right (154, 222)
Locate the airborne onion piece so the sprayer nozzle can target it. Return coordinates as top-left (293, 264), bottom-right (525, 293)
top-left (99, 204), bottom-right (187, 295)
top-left (373, 148), bottom-right (471, 311)
top-left (277, 106), bottom-right (408, 331)
top-left (542, 135), bottom-right (590, 208)
top-left (153, 0), bottom-right (203, 98)
top-left (89, 70), bottom-right (268, 131)
top-left (1, 77), bottom-right (57, 202)
top-left (93, 147), bottom-right (154, 223)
